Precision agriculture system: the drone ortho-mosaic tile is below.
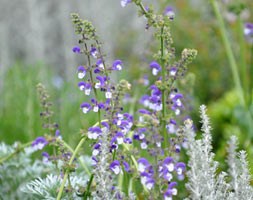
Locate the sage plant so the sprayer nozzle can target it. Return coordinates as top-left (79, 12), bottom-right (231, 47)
top-left (1, 1), bottom-right (253, 200)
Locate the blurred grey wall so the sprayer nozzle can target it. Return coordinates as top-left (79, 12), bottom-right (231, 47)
top-left (0, 0), bottom-right (151, 79)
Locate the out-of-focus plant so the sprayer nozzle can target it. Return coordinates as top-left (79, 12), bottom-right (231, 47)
top-left (0, 1), bottom-right (253, 200)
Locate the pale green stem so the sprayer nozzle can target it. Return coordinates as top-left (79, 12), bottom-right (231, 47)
top-left (56, 137), bottom-right (86, 200)
top-left (238, 18), bottom-right (248, 106)
top-left (210, 0), bottom-right (245, 106)
top-left (61, 139), bottom-right (91, 175)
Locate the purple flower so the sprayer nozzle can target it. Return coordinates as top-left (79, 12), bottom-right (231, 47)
top-left (150, 61), bottom-right (161, 76)
top-left (164, 6), bottom-right (175, 20)
top-left (164, 182), bottom-right (178, 199)
top-left (32, 136), bottom-right (48, 150)
top-left (105, 89), bottom-right (112, 99)
top-left (137, 158), bottom-right (150, 173)
top-left (123, 161), bottom-right (130, 172)
top-left (87, 126), bottom-right (102, 139)
top-left (162, 169), bottom-right (173, 182)
top-left (170, 67), bottom-right (177, 76)
top-left (175, 162), bottom-right (186, 180)
top-left (115, 132), bottom-right (124, 144)
top-left (95, 75), bottom-right (106, 89)
top-left (92, 143), bottom-right (101, 156)
top-left (96, 59), bottom-right (105, 69)
top-left (77, 66), bottom-right (86, 79)
top-left (42, 152), bottom-right (50, 163)
top-left (78, 82), bottom-right (92, 96)
top-left (112, 60), bottom-right (123, 70)
top-left (72, 46), bottom-right (81, 53)
top-left (163, 157), bottom-right (175, 172)
top-left (145, 178), bottom-right (155, 190)
top-left (121, 0), bottom-right (131, 7)
top-left (90, 47), bottom-right (98, 58)
top-left (124, 137), bottom-right (132, 144)
top-left (166, 119), bottom-right (177, 134)
top-left (110, 160), bottom-right (121, 175)
top-left (80, 102), bottom-right (91, 114)
top-left (244, 22), bottom-right (253, 44)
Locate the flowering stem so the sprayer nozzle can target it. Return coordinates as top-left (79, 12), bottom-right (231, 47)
top-left (83, 40), bottom-right (102, 126)
top-left (56, 137), bottom-right (87, 200)
top-left (160, 26), bottom-right (168, 151)
top-left (0, 141), bottom-right (32, 165)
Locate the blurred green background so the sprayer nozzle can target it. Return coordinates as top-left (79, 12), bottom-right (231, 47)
top-left (1, 0), bottom-right (253, 173)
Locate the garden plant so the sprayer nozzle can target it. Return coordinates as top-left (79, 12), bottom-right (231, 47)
top-left (0, 0), bottom-right (253, 199)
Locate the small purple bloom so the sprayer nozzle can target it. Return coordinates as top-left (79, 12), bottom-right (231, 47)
top-left (88, 126), bottom-right (102, 139)
top-left (150, 61), bottom-right (161, 76)
top-left (96, 59), bottom-right (105, 69)
top-left (164, 182), bottom-right (178, 199)
top-left (137, 158), bottom-right (150, 173)
top-left (164, 6), bottom-right (175, 20)
top-left (112, 60), bottom-right (123, 71)
top-left (121, 0), bottom-right (131, 7)
top-left (163, 157), bottom-right (175, 172)
top-left (72, 46), bottom-right (81, 54)
top-left (162, 169), bottom-right (173, 182)
top-left (175, 162), bottom-right (186, 180)
top-left (90, 47), bottom-right (98, 58)
top-left (166, 119), bottom-right (177, 134)
top-left (170, 67), bottom-right (177, 76)
top-left (32, 136), bottom-right (48, 150)
top-left (95, 75), bottom-right (106, 89)
top-left (110, 160), bottom-right (121, 175)
top-left (55, 129), bottom-right (61, 137)
top-left (145, 178), bottom-right (155, 190)
top-left (244, 22), bottom-right (253, 44)
top-left (115, 132), bottom-right (124, 144)
top-left (42, 152), bottom-right (50, 162)
top-left (123, 161), bottom-right (130, 172)
top-left (124, 137), bottom-right (132, 144)
top-left (92, 143), bottom-right (101, 156)
top-left (77, 66), bottom-right (86, 79)
top-left (78, 81), bottom-right (91, 95)
top-left (80, 102), bottom-right (91, 114)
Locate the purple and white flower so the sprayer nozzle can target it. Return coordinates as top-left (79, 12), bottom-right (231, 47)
top-left (112, 60), bottom-right (123, 71)
top-left (164, 6), bottom-right (175, 20)
top-left (110, 160), bottom-right (121, 175)
top-left (77, 66), bottom-right (86, 79)
top-left (87, 126), bottom-right (102, 139)
top-left (150, 61), bottom-right (161, 76)
top-left (244, 22), bottom-right (253, 44)
top-left (32, 136), bottom-right (48, 150)
top-left (80, 102), bottom-right (92, 114)
top-left (90, 47), bottom-right (98, 58)
top-left (121, 0), bottom-right (131, 7)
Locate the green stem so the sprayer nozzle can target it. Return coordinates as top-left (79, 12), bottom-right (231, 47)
top-left (61, 139), bottom-right (91, 175)
top-left (56, 137), bottom-right (86, 200)
top-left (210, 0), bottom-right (245, 106)
top-left (160, 26), bottom-right (168, 150)
top-left (238, 18), bottom-right (249, 106)
top-left (249, 44), bottom-right (253, 105)
top-left (83, 174), bottom-right (94, 199)
top-left (0, 141), bottom-right (32, 164)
